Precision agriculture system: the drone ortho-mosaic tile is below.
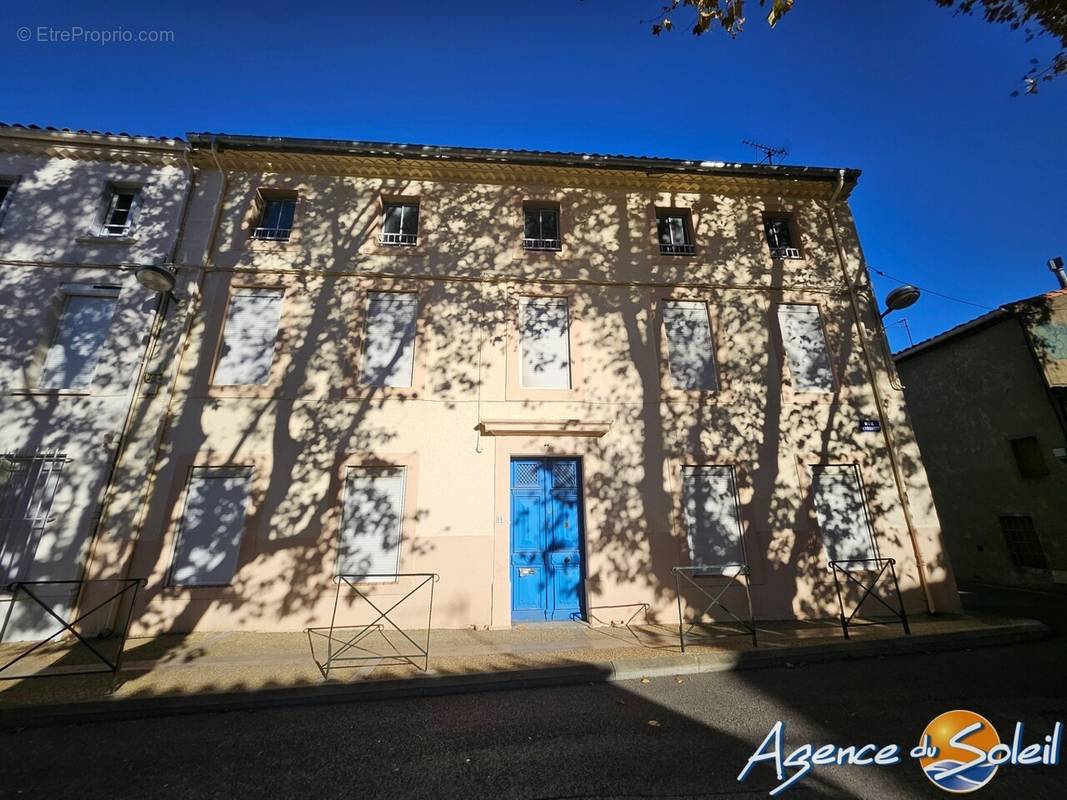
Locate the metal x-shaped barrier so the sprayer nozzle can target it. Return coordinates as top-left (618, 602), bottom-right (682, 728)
top-left (672, 564), bottom-right (757, 651)
top-left (306, 572), bottom-right (438, 678)
top-left (0, 578), bottom-right (144, 680)
top-left (829, 557), bottom-right (910, 639)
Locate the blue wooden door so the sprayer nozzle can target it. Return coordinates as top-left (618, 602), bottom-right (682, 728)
top-left (510, 458), bottom-right (584, 622)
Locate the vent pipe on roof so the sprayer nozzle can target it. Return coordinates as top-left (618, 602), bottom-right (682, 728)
top-left (1049, 256), bottom-right (1067, 289)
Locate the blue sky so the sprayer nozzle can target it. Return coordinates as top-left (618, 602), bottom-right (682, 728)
top-left (6, 0), bottom-right (1065, 350)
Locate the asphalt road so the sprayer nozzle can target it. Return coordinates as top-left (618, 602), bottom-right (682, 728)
top-left (4, 584), bottom-right (1066, 799)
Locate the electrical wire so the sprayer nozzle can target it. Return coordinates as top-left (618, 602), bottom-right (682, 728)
top-left (870, 267), bottom-right (995, 312)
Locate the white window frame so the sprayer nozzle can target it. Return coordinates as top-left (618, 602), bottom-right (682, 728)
top-left (252, 194), bottom-right (297, 241)
top-left (518, 296), bottom-right (572, 390)
top-left (379, 201), bottom-right (420, 246)
top-left (212, 287), bottom-right (285, 386)
top-left (37, 284), bottom-right (120, 391)
top-left (336, 465), bottom-right (407, 582)
top-left (168, 466), bottom-right (253, 587)
top-left (680, 465), bottom-right (747, 574)
top-left (656, 210), bottom-right (694, 255)
top-left (777, 303), bottom-right (835, 393)
top-left (99, 184), bottom-right (140, 238)
top-left (360, 291), bottom-right (418, 388)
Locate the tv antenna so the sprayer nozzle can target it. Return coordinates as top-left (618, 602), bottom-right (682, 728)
top-left (742, 139), bottom-right (789, 166)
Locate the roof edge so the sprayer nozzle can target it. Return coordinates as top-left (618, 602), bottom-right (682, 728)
top-left (186, 132), bottom-right (861, 187)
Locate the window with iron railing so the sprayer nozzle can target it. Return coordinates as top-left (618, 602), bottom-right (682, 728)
top-left (252, 197), bottom-right (297, 241)
top-left (999, 515), bottom-right (1048, 570)
top-left (101, 187), bottom-right (138, 237)
top-left (380, 202), bottom-right (419, 246)
top-left (656, 212), bottom-right (694, 255)
top-left (765, 217), bottom-right (802, 259)
top-left (523, 206), bottom-right (560, 251)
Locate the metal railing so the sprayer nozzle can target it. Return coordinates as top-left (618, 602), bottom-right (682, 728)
top-left (306, 572), bottom-right (438, 678)
top-left (252, 226), bottom-right (293, 241)
top-left (770, 246), bottom-right (802, 259)
top-left (672, 564), bottom-right (756, 651)
top-left (659, 243), bottom-right (695, 255)
top-left (523, 237), bottom-right (561, 251)
top-left (379, 232), bottom-right (418, 246)
top-left (101, 223), bottom-right (132, 237)
top-left (0, 578), bottom-right (144, 680)
top-left (829, 557), bottom-right (910, 639)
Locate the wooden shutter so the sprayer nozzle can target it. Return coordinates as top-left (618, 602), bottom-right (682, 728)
top-left (338, 466), bottom-right (405, 580)
top-left (663, 300), bottom-right (718, 391)
top-left (39, 293), bottom-right (118, 389)
top-left (170, 467), bottom-right (252, 586)
top-left (777, 305), bottom-right (834, 392)
top-left (362, 292), bottom-right (417, 387)
top-left (520, 297), bottom-right (571, 389)
top-left (681, 466), bottom-right (745, 571)
top-left (811, 465), bottom-right (877, 563)
top-left (213, 289), bottom-right (283, 385)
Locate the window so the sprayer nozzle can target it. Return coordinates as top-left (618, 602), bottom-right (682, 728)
top-left (681, 466), bottom-right (745, 570)
top-left (380, 201), bottom-right (419, 246)
top-left (252, 196), bottom-right (296, 241)
top-left (523, 205), bottom-right (560, 251)
top-left (765, 217), bottom-right (801, 259)
top-left (519, 297), bottom-right (571, 389)
top-left (362, 292), bottom-right (417, 388)
top-left (777, 304), bottom-right (834, 393)
top-left (337, 466), bottom-right (406, 580)
top-left (38, 290), bottom-right (118, 390)
top-left (0, 452), bottom-right (66, 584)
top-left (656, 210), bottom-right (694, 255)
top-left (811, 465), bottom-right (877, 563)
top-left (662, 300), bottom-right (718, 391)
top-left (0, 180), bottom-right (13, 214)
top-left (101, 186), bottom-right (138, 237)
top-left (213, 289), bottom-right (284, 385)
top-left (999, 515), bottom-right (1048, 569)
top-left (170, 467), bottom-right (251, 586)
top-left (1010, 436), bottom-right (1049, 479)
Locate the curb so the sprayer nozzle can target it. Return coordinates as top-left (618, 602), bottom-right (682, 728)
top-left (0, 619), bottom-right (1049, 730)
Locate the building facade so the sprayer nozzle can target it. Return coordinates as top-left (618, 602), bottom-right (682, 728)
top-left (0, 125), bottom-right (190, 638)
top-left (896, 288), bottom-right (1067, 588)
top-left (1, 128), bottom-right (960, 640)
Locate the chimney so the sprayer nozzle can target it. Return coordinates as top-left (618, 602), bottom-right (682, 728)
top-left (1050, 256), bottom-right (1067, 290)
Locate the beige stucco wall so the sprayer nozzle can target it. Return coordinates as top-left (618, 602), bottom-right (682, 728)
top-left (93, 151), bottom-right (959, 635)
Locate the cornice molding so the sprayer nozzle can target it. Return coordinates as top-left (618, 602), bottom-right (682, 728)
top-left (478, 419), bottom-right (613, 437)
top-left (0, 135), bottom-right (188, 168)
top-left (192, 150), bottom-right (845, 198)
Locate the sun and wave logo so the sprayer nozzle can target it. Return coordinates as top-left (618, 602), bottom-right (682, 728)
top-left (919, 710), bottom-right (1001, 793)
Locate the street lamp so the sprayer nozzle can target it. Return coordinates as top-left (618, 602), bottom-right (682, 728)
top-left (135, 264), bottom-right (178, 297)
top-left (881, 285), bottom-right (920, 317)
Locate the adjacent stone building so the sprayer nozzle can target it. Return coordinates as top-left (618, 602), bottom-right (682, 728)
top-left (896, 287), bottom-right (1067, 588)
top-left (1, 126), bottom-right (960, 641)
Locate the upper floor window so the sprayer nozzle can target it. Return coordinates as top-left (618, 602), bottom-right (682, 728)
top-left (519, 297), bottom-right (571, 389)
top-left (213, 288), bottom-right (284, 385)
top-left (1009, 436), bottom-right (1049, 479)
top-left (764, 216), bottom-right (801, 259)
top-left (380, 201), bottom-right (419, 246)
top-left (0, 179), bottom-right (13, 212)
top-left (523, 204), bottom-right (560, 251)
top-left (362, 292), bottom-right (418, 388)
top-left (252, 196), bottom-right (296, 241)
top-left (777, 304), bottom-right (834, 393)
top-left (656, 210), bottom-right (694, 255)
top-left (662, 300), bottom-right (718, 391)
top-left (101, 186), bottom-right (139, 237)
top-left (39, 288), bottom-right (119, 390)
top-left (999, 515), bottom-right (1048, 570)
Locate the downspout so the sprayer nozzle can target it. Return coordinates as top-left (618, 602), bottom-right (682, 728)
top-left (81, 145), bottom-right (193, 578)
top-left (819, 169), bottom-right (936, 614)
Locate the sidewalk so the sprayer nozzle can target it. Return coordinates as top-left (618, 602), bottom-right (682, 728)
top-left (0, 612), bottom-right (1048, 727)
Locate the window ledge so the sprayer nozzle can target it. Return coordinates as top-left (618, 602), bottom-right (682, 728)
top-left (76, 234), bottom-right (138, 245)
top-left (5, 388), bottom-right (94, 397)
top-left (478, 419), bottom-right (611, 438)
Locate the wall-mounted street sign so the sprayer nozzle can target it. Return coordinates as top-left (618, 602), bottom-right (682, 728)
top-left (859, 419), bottom-right (881, 433)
